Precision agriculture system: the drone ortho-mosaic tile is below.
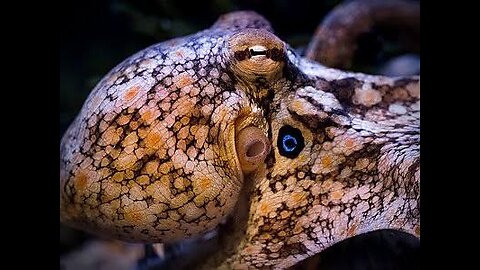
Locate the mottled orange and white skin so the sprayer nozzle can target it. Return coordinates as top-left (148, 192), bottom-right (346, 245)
top-left (60, 10), bottom-right (419, 270)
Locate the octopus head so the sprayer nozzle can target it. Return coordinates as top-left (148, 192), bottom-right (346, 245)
top-left (59, 12), bottom-right (287, 244)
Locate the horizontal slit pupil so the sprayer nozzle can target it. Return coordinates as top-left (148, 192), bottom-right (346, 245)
top-left (250, 48), bottom-right (267, 56)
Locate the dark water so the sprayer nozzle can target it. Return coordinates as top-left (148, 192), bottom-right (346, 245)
top-left (60, 0), bottom-right (344, 138)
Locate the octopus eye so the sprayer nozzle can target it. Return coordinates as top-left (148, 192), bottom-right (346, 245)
top-left (228, 29), bottom-right (286, 82)
top-left (277, 125), bottom-right (304, 158)
top-left (236, 126), bottom-right (271, 174)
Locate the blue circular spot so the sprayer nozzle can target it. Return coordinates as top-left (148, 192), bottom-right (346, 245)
top-left (277, 125), bottom-right (304, 159)
top-left (282, 134), bottom-right (297, 152)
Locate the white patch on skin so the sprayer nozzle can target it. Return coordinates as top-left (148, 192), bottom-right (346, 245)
top-left (357, 186), bottom-right (371, 200)
top-left (209, 56), bottom-right (216, 64)
top-left (291, 86), bottom-right (352, 125)
top-left (159, 65), bottom-right (174, 77)
top-left (211, 38), bottom-right (221, 55)
top-left (388, 103), bottom-right (407, 115)
top-left (163, 58), bottom-right (173, 66)
top-left (204, 83), bottom-right (216, 97)
top-left (185, 61), bottom-right (194, 69)
top-left (209, 68), bottom-right (220, 78)
top-left (352, 118), bottom-right (394, 133)
top-left (410, 100), bottom-right (420, 111)
top-left (196, 38), bottom-right (213, 59)
top-left (168, 46), bottom-right (197, 64)
top-left (341, 188), bottom-right (359, 203)
top-left (198, 68), bottom-right (207, 77)
top-left (295, 55), bottom-right (388, 82)
top-left (297, 86), bottom-right (343, 111)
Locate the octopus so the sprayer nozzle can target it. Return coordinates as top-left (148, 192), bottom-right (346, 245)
top-left (60, 1), bottom-right (420, 269)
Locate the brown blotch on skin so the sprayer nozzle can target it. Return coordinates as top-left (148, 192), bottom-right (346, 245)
top-left (115, 153), bottom-right (137, 171)
top-left (140, 110), bottom-right (155, 124)
top-left (234, 49), bottom-right (250, 61)
top-left (291, 192), bottom-right (306, 205)
top-left (74, 170), bottom-right (89, 191)
top-left (144, 161), bottom-right (159, 175)
top-left (321, 155), bottom-right (333, 168)
top-left (258, 201), bottom-right (273, 216)
top-left (144, 131), bottom-right (164, 150)
top-left (117, 114), bottom-right (133, 126)
top-left (193, 177), bottom-right (212, 195)
top-left (125, 210), bottom-right (145, 224)
top-left (415, 225), bottom-right (420, 236)
top-left (101, 126), bottom-right (121, 146)
top-left (174, 73), bottom-right (194, 89)
top-left (347, 223), bottom-right (358, 237)
top-left (344, 138), bottom-right (355, 149)
top-left (175, 49), bottom-right (185, 58)
top-left (124, 86), bottom-right (140, 101)
top-left (198, 177), bottom-right (212, 191)
top-left (330, 190), bottom-right (344, 201)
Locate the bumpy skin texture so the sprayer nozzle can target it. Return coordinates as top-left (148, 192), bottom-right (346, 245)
top-left (60, 10), bottom-right (419, 269)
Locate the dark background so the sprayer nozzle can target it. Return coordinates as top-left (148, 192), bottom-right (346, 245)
top-left (60, 0), bottom-right (420, 269)
top-left (60, 0), bottom-right (347, 139)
